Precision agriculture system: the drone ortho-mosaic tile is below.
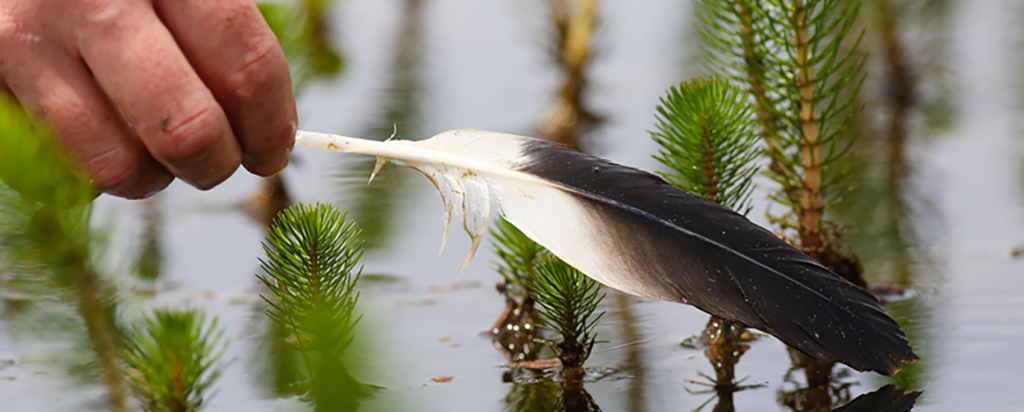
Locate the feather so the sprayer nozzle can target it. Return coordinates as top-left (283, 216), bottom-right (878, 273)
top-left (294, 129), bottom-right (919, 375)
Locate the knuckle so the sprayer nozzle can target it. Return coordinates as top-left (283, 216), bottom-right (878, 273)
top-left (36, 95), bottom-right (90, 131)
top-left (223, 36), bottom-right (283, 99)
top-left (79, 0), bottom-right (130, 25)
top-left (158, 105), bottom-right (225, 162)
top-left (85, 144), bottom-right (140, 191)
top-left (0, 4), bottom-right (41, 49)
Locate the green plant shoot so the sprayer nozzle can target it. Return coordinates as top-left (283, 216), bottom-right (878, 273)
top-left (257, 203), bottom-right (371, 411)
top-left (122, 309), bottom-right (227, 412)
top-left (650, 76), bottom-right (761, 215)
top-left (532, 259), bottom-right (604, 374)
top-left (492, 217), bottom-right (548, 297)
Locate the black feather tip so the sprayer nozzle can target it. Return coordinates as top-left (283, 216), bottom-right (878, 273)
top-left (516, 140), bottom-right (918, 376)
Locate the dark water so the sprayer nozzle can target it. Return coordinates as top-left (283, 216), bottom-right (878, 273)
top-left (2, 0), bottom-right (1024, 410)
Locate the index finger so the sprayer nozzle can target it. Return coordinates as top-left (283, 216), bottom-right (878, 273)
top-left (155, 0), bottom-right (297, 177)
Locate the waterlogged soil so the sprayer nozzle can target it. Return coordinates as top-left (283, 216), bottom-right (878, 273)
top-left (2, 0), bottom-right (1024, 410)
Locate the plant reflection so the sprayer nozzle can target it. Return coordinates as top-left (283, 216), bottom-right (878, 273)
top-left (501, 368), bottom-right (603, 412)
top-left (685, 317), bottom-right (764, 412)
top-left (536, 0), bottom-right (604, 151)
top-left (260, 0), bottom-right (346, 95)
top-left (490, 292), bottom-right (545, 364)
top-left (241, 174), bottom-right (294, 228)
top-left (132, 196), bottom-right (164, 282)
top-left (337, 0), bottom-right (428, 251)
top-left (830, 0), bottom-right (953, 393)
top-left (614, 293), bottom-right (647, 412)
top-left (777, 354), bottom-right (853, 412)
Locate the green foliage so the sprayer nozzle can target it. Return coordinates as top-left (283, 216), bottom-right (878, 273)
top-left (0, 97), bottom-right (130, 410)
top-left (122, 309), bottom-right (227, 412)
top-left (0, 97), bottom-right (95, 323)
top-left (257, 203), bottom-right (371, 410)
top-left (0, 97), bottom-right (93, 208)
top-left (761, 0), bottom-right (865, 178)
top-left (695, 0), bottom-right (773, 100)
top-left (696, 0), bottom-right (866, 220)
top-left (259, 0), bottom-right (345, 94)
top-left (532, 260), bottom-right (604, 368)
top-left (650, 77), bottom-right (760, 214)
top-left (492, 217), bottom-right (548, 297)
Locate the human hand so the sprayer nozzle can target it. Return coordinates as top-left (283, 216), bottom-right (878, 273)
top-left (0, 0), bottom-right (297, 198)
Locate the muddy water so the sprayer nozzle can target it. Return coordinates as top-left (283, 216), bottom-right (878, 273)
top-left (2, 0), bottom-right (1024, 410)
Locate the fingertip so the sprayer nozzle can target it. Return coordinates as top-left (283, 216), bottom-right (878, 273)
top-left (150, 103), bottom-right (243, 190)
top-left (191, 161), bottom-right (239, 191)
top-left (104, 168), bottom-right (174, 199)
top-left (91, 149), bottom-right (175, 199)
top-left (242, 147), bottom-right (291, 177)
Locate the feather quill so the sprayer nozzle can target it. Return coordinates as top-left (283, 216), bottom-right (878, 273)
top-left (294, 129), bottom-right (918, 375)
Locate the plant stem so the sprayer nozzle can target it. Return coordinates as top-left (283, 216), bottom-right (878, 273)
top-left (793, 0), bottom-right (825, 252)
top-left (700, 124), bottom-right (719, 203)
top-left (736, 1), bottom-right (800, 205)
top-left (562, 0), bottom-right (596, 69)
top-left (73, 263), bottom-right (128, 412)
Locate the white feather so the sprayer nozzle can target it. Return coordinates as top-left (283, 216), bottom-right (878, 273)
top-left (296, 129), bottom-right (547, 272)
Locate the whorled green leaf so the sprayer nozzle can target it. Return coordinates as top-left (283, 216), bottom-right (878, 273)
top-left (650, 76), bottom-right (761, 215)
top-left (491, 217), bottom-right (548, 297)
top-left (122, 309), bottom-right (228, 412)
top-left (531, 259), bottom-right (604, 366)
top-left (256, 203), bottom-right (374, 411)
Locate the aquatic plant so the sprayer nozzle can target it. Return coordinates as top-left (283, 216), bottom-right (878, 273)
top-left (492, 218), bottom-right (548, 298)
top-left (122, 309), bottom-right (227, 412)
top-left (651, 76), bottom-right (761, 215)
top-left (532, 260), bottom-right (604, 379)
top-left (257, 203), bottom-right (371, 411)
top-left (696, 0), bottom-right (868, 286)
top-left (0, 96), bottom-right (130, 411)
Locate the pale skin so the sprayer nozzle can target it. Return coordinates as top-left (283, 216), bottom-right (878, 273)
top-left (0, 0), bottom-right (297, 198)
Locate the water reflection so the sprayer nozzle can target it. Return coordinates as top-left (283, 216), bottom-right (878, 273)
top-left (831, 0), bottom-right (954, 393)
top-left (614, 293), bottom-right (647, 412)
top-left (685, 317), bottom-right (764, 412)
top-left (337, 0), bottom-right (428, 250)
top-left (502, 379), bottom-right (560, 412)
top-left (132, 196), bottom-right (164, 282)
top-left (832, 384), bottom-right (921, 412)
top-left (241, 174), bottom-right (294, 228)
top-left (536, 0), bottom-right (604, 151)
top-left (501, 369), bottom-right (602, 412)
top-left (777, 353), bottom-right (852, 412)
top-left (490, 292), bottom-right (544, 364)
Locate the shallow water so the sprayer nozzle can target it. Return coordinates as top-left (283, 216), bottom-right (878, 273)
top-left (2, 0), bottom-right (1024, 410)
